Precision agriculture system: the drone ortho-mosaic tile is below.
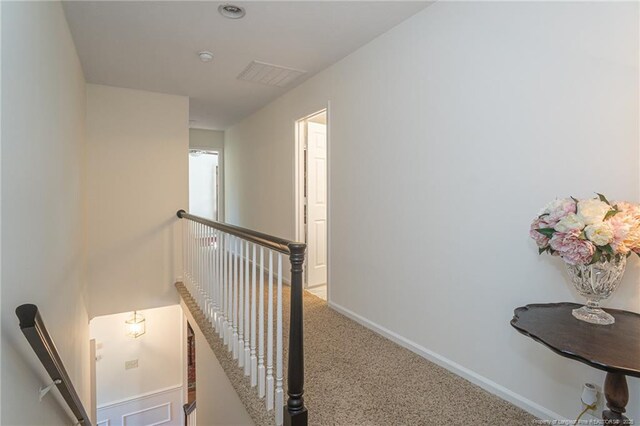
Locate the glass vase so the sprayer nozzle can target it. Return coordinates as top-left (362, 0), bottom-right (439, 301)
top-left (565, 255), bottom-right (627, 325)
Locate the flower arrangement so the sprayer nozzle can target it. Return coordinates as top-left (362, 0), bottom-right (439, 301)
top-left (530, 194), bottom-right (640, 265)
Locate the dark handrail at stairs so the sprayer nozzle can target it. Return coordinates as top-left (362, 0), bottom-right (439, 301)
top-left (16, 304), bottom-right (93, 425)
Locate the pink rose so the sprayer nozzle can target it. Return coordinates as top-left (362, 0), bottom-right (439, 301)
top-left (530, 217), bottom-right (551, 248)
top-left (615, 201), bottom-right (640, 219)
top-left (608, 214), bottom-right (632, 255)
top-left (549, 231), bottom-right (595, 265)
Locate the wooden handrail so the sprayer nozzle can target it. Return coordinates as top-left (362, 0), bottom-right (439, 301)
top-left (177, 210), bottom-right (308, 425)
top-left (177, 210), bottom-right (295, 254)
top-left (15, 304), bottom-right (93, 425)
top-left (183, 400), bottom-right (196, 415)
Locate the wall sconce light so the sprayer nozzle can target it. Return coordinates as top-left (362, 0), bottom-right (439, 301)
top-left (125, 311), bottom-right (146, 338)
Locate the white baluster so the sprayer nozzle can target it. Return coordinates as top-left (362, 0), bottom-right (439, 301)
top-left (187, 221), bottom-right (192, 294)
top-left (215, 230), bottom-right (220, 330)
top-left (195, 223), bottom-right (199, 305)
top-left (222, 233), bottom-right (229, 343)
top-left (193, 222), bottom-right (197, 302)
top-left (196, 223), bottom-right (201, 308)
top-left (227, 234), bottom-right (234, 346)
top-left (244, 241), bottom-right (251, 376)
top-left (266, 250), bottom-right (274, 410)
top-left (182, 220), bottom-right (186, 285)
top-left (220, 231), bottom-right (225, 334)
top-left (275, 253), bottom-right (284, 425)
top-left (201, 224), bottom-right (205, 312)
top-left (258, 247), bottom-right (266, 398)
top-left (250, 243), bottom-right (257, 386)
top-left (205, 226), bottom-right (210, 318)
top-left (238, 239), bottom-right (245, 367)
top-left (227, 234), bottom-right (234, 349)
top-left (187, 221), bottom-right (191, 292)
top-left (201, 224), bottom-right (205, 309)
top-left (232, 237), bottom-right (239, 359)
top-left (196, 223), bottom-right (205, 312)
top-left (189, 221), bottom-right (194, 295)
top-left (211, 229), bottom-right (216, 327)
top-left (202, 224), bottom-right (206, 311)
top-left (214, 230), bottom-right (219, 329)
top-left (205, 226), bottom-right (209, 319)
top-left (218, 230), bottom-right (223, 330)
top-left (210, 229), bottom-right (215, 324)
top-left (181, 219), bottom-right (186, 284)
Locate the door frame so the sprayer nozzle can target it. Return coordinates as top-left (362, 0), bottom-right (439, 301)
top-left (294, 105), bottom-right (330, 290)
top-left (188, 149), bottom-right (222, 221)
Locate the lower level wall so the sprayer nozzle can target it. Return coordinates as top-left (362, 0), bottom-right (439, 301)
top-left (180, 300), bottom-right (254, 426)
top-left (97, 385), bottom-right (183, 426)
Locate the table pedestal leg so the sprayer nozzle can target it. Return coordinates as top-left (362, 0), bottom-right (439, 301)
top-left (602, 372), bottom-right (630, 425)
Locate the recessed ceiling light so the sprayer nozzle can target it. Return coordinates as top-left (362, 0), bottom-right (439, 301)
top-left (198, 51), bottom-right (214, 62)
top-left (218, 4), bottom-right (245, 19)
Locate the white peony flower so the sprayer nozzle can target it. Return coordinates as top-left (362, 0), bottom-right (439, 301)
top-left (554, 213), bottom-right (585, 232)
top-left (540, 198), bottom-right (571, 216)
top-left (584, 223), bottom-right (614, 246)
top-left (577, 199), bottom-right (611, 225)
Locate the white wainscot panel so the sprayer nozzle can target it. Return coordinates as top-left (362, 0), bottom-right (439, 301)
top-left (97, 385), bottom-right (183, 426)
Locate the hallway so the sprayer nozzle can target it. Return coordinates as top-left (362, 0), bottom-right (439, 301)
top-left (178, 282), bottom-right (534, 425)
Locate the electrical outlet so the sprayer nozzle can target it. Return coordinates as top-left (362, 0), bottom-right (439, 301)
top-left (125, 359), bottom-right (139, 370)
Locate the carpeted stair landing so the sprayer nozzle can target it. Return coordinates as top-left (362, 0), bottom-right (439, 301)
top-left (176, 282), bottom-right (535, 425)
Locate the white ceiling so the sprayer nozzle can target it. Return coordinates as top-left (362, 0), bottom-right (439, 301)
top-left (63, 1), bottom-right (429, 130)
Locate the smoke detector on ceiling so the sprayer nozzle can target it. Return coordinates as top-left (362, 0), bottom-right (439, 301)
top-left (218, 4), bottom-right (246, 19)
top-left (198, 51), bottom-right (214, 62)
top-left (237, 61), bottom-right (307, 88)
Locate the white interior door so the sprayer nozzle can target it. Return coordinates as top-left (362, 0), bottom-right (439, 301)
top-left (189, 151), bottom-right (219, 220)
top-left (306, 121), bottom-right (327, 287)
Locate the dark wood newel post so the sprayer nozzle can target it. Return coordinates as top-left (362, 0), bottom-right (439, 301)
top-left (284, 242), bottom-right (308, 426)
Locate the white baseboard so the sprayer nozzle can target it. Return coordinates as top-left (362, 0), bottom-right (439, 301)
top-left (328, 301), bottom-right (565, 422)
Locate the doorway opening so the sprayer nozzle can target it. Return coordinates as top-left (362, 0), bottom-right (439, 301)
top-left (295, 109), bottom-right (328, 300)
top-left (186, 322), bottom-right (196, 403)
top-left (189, 150), bottom-right (219, 220)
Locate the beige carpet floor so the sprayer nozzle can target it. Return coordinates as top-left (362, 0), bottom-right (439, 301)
top-left (177, 282), bottom-right (536, 426)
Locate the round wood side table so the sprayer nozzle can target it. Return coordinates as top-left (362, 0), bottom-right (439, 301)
top-left (511, 303), bottom-right (639, 425)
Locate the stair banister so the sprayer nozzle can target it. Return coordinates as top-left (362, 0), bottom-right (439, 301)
top-left (15, 304), bottom-right (93, 425)
top-left (183, 400), bottom-right (197, 426)
top-left (285, 242), bottom-right (308, 426)
top-left (176, 210), bottom-right (308, 426)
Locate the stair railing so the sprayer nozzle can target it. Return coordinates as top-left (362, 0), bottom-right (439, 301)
top-left (15, 304), bottom-right (93, 425)
top-left (176, 210), bottom-right (308, 426)
top-left (183, 400), bottom-right (197, 426)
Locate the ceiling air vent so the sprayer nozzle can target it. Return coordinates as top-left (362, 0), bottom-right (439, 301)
top-left (237, 61), bottom-right (307, 88)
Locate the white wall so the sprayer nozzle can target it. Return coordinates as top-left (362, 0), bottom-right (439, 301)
top-left (190, 128), bottom-right (225, 221)
top-left (91, 305), bottom-right (183, 426)
top-left (180, 300), bottom-right (254, 426)
top-left (91, 305), bottom-right (183, 405)
top-left (86, 84), bottom-right (189, 318)
top-left (190, 128), bottom-right (224, 152)
top-left (1, 2), bottom-right (91, 424)
top-left (225, 2), bottom-right (639, 421)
